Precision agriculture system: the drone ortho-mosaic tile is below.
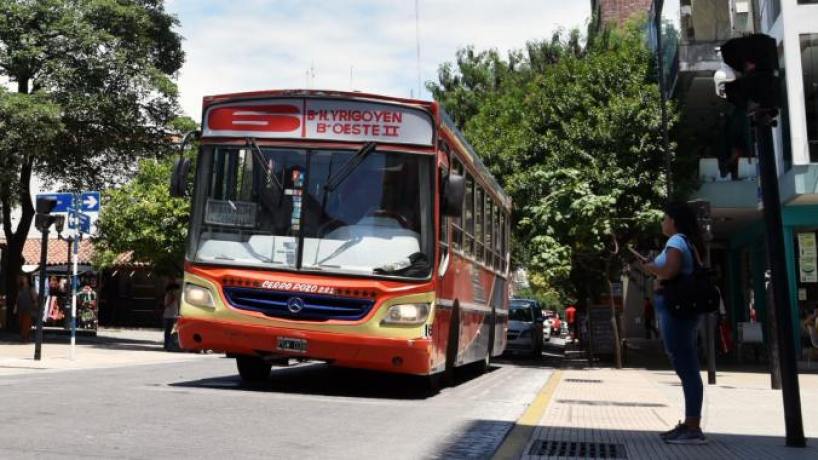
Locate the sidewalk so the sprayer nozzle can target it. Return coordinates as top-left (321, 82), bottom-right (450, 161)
top-left (0, 328), bottom-right (214, 376)
top-left (501, 366), bottom-right (818, 459)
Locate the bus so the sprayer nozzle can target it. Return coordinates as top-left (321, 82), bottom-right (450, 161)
top-left (171, 90), bottom-right (512, 388)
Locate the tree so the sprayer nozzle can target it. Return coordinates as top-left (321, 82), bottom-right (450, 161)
top-left (0, 0), bottom-right (184, 329)
top-left (429, 20), bottom-right (674, 305)
top-left (93, 116), bottom-right (196, 276)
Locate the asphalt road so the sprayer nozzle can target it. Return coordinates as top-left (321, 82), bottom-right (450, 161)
top-left (0, 355), bottom-right (555, 459)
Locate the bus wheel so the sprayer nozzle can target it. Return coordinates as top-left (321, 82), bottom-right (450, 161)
top-left (478, 308), bottom-right (496, 374)
top-left (236, 355), bottom-right (272, 383)
top-left (443, 303), bottom-right (460, 386)
top-left (422, 373), bottom-right (442, 395)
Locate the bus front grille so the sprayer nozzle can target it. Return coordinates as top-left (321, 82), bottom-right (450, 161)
top-left (223, 287), bottom-right (374, 321)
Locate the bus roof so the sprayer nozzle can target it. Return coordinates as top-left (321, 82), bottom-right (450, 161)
top-left (202, 89), bottom-right (435, 112)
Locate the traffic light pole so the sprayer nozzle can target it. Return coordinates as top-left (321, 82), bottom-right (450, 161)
top-left (34, 226), bottom-right (49, 361)
top-left (754, 112), bottom-right (805, 447)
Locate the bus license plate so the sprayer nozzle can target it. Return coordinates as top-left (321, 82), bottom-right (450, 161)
top-left (277, 337), bottom-right (307, 353)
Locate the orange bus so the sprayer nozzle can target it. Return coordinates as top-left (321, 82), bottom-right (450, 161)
top-left (172, 90), bottom-right (511, 388)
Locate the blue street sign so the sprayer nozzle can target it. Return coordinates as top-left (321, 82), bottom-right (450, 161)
top-left (80, 191), bottom-right (100, 212)
top-left (67, 208), bottom-right (78, 229)
top-left (36, 193), bottom-right (73, 213)
top-left (77, 212), bottom-right (92, 234)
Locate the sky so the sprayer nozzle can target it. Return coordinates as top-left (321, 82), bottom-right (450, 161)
top-left (166, 0), bottom-right (591, 121)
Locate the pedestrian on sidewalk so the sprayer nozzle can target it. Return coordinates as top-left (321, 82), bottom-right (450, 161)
top-left (638, 202), bottom-right (707, 445)
top-left (13, 275), bottom-right (37, 343)
top-left (565, 304), bottom-right (577, 342)
top-left (162, 281), bottom-right (181, 351)
top-left (643, 297), bottom-right (659, 339)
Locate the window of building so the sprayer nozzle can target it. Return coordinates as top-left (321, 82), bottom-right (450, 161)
top-left (801, 34), bottom-right (818, 162)
top-left (754, 0), bottom-right (781, 29)
top-left (780, 43), bottom-right (793, 170)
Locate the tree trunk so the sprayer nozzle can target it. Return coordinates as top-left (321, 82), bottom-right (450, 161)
top-left (2, 157), bottom-right (37, 332)
top-left (606, 258), bottom-right (623, 369)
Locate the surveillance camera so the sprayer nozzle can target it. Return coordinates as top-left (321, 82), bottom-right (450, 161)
top-left (714, 62), bottom-right (737, 98)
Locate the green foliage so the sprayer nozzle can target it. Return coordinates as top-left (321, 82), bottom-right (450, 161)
top-left (431, 21), bottom-right (674, 301)
top-left (0, 0), bottom-right (184, 191)
top-left (93, 115), bottom-right (198, 275)
top-left (0, 89), bottom-right (63, 198)
top-left (94, 154), bottom-right (191, 276)
top-left (0, 0), bottom-right (184, 327)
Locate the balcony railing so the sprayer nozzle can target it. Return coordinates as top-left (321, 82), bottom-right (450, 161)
top-left (695, 157), bottom-right (761, 209)
top-left (699, 157), bottom-right (758, 182)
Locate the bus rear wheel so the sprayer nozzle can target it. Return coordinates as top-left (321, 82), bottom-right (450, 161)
top-left (236, 355), bottom-right (272, 383)
top-left (443, 302), bottom-right (461, 387)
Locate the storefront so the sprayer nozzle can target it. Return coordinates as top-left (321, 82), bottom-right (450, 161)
top-left (782, 205), bottom-right (818, 354)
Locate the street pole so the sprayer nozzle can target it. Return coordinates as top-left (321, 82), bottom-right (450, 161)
top-left (754, 112), bottom-right (805, 447)
top-left (34, 226), bottom-right (49, 361)
top-left (654, 6), bottom-right (673, 199)
top-left (705, 240), bottom-right (717, 385)
top-left (765, 269), bottom-right (782, 390)
top-left (70, 233), bottom-right (79, 360)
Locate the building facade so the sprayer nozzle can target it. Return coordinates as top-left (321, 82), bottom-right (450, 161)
top-left (592, 0), bottom-right (654, 26)
top-left (652, 0), bottom-right (818, 356)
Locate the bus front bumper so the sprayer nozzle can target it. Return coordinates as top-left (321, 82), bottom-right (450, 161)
top-left (177, 317), bottom-right (434, 375)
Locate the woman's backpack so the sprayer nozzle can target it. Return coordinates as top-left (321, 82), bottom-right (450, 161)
top-left (660, 236), bottom-right (721, 318)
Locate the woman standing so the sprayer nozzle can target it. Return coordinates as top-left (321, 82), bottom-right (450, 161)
top-left (14, 275), bottom-right (37, 343)
top-left (640, 202), bottom-right (707, 445)
top-left (162, 282), bottom-right (181, 351)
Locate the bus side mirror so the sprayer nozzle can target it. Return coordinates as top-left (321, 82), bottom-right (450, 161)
top-left (169, 129), bottom-right (200, 198)
top-left (442, 173), bottom-right (465, 217)
top-left (170, 157), bottom-right (191, 198)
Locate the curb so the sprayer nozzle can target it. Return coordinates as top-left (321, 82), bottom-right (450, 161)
top-left (492, 370), bottom-right (563, 460)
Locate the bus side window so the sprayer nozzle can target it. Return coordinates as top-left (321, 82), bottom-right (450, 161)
top-left (475, 187), bottom-right (484, 263)
top-left (501, 213), bottom-right (510, 272)
top-left (485, 194), bottom-right (493, 269)
top-left (438, 167), bottom-right (448, 248)
top-left (492, 201), bottom-right (500, 271)
top-left (450, 159), bottom-right (463, 252)
top-left (464, 174), bottom-right (474, 257)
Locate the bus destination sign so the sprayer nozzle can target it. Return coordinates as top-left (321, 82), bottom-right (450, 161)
top-left (203, 98), bottom-right (434, 146)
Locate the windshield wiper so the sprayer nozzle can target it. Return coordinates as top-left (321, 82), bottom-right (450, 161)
top-left (323, 142), bottom-right (376, 192)
top-left (315, 236), bottom-right (363, 266)
top-left (245, 137), bottom-right (286, 213)
top-left (246, 137), bottom-right (284, 193)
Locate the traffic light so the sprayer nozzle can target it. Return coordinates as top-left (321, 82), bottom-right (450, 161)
top-left (34, 197), bottom-right (57, 232)
top-left (716, 34), bottom-right (780, 113)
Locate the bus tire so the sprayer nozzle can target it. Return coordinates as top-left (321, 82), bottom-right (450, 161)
top-left (443, 302), bottom-right (461, 386)
top-left (236, 355), bottom-right (272, 383)
top-left (477, 308), bottom-right (496, 374)
top-left (423, 373), bottom-right (442, 395)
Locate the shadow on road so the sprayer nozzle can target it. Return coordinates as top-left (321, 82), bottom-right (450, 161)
top-left (168, 358), bottom-right (500, 400)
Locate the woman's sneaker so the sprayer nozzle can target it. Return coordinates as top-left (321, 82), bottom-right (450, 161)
top-left (664, 425), bottom-right (708, 445)
top-left (660, 422), bottom-right (686, 441)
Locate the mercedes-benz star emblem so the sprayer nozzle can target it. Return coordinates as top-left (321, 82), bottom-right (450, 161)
top-left (287, 297), bottom-right (305, 314)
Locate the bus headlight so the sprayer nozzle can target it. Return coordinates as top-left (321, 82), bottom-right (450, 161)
top-left (382, 303), bottom-right (430, 325)
top-left (184, 283), bottom-right (215, 309)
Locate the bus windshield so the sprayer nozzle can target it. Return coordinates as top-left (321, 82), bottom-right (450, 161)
top-left (191, 146), bottom-right (434, 279)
